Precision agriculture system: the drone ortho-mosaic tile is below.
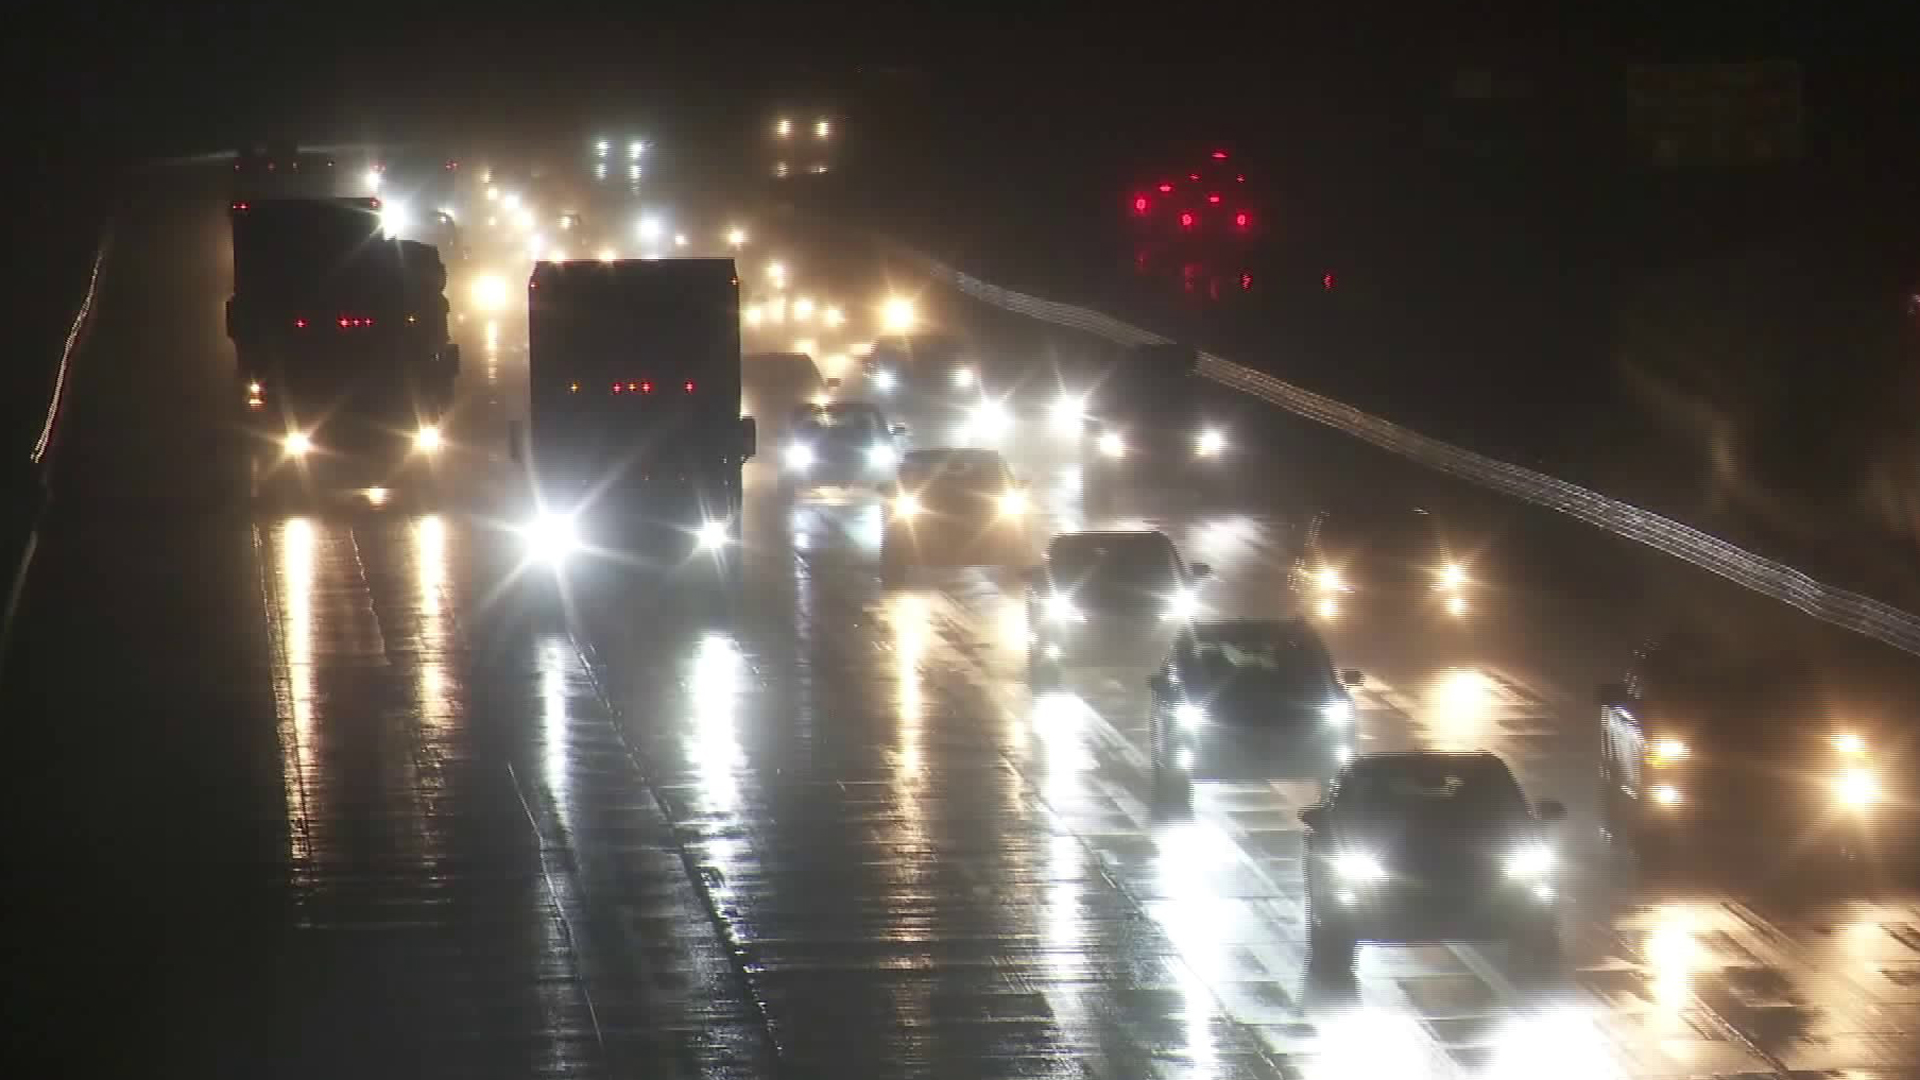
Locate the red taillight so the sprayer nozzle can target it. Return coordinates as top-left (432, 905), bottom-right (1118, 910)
top-left (1188, 172), bottom-right (1200, 181)
top-left (1324, 272), bottom-right (1336, 291)
top-left (1207, 193), bottom-right (1222, 204)
top-left (335, 316), bottom-right (374, 328)
top-left (445, 160), bottom-right (458, 170)
top-left (1233, 211), bottom-right (1250, 229)
top-left (1241, 273), bottom-right (1253, 291)
top-left (682, 380), bottom-right (695, 393)
top-left (612, 382), bottom-right (623, 393)
top-left (369, 197), bottom-right (382, 209)
top-left (1157, 182), bottom-right (1173, 193)
top-left (1236, 174), bottom-right (1246, 183)
top-left (1178, 212), bottom-right (1195, 230)
top-left (1212, 149), bottom-right (1229, 160)
top-left (294, 318), bottom-right (307, 329)
top-left (231, 201), bottom-right (249, 212)
top-left (1132, 195), bottom-right (1150, 214)
top-left (640, 380), bottom-right (655, 394)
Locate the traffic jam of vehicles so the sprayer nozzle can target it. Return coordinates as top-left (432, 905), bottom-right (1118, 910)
top-left (222, 135), bottom-right (1910, 989)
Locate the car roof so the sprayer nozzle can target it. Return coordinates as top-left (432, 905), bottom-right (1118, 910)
top-left (1190, 617), bottom-right (1312, 640)
top-left (1344, 750), bottom-right (1512, 779)
top-left (901, 448), bottom-right (1006, 469)
top-left (1048, 529), bottom-right (1175, 552)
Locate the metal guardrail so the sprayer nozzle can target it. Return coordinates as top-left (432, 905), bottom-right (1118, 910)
top-left (890, 240), bottom-right (1920, 658)
top-left (4, 224), bottom-right (113, 662)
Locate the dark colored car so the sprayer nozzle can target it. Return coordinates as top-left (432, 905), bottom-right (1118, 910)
top-left (780, 402), bottom-right (905, 490)
top-left (880, 449), bottom-right (1031, 582)
top-left (1597, 630), bottom-right (1903, 875)
top-left (1026, 529), bottom-right (1211, 687)
top-left (1147, 618), bottom-right (1363, 801)
top-left (1299, 751), bottom-right (1566, 974)
top-left (1296, 504), bottom-right (1477, 622)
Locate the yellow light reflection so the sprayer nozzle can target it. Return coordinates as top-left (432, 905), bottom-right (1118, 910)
top-left (689, 633), bottom-right (748, 815)
top-left (1645, 907), bottom-right (1698, 1014)
top-left (1308, 1007), bottom-right (1438, 1079)
top-left (1428, 667), bottom-right (1494, 750)
top-left (892, 596), bottom-right (926, 773)
top-left (413, 515), bottom-right (451, 726)
top-left (273, 517), bottom-right (318, 870)
top-left (537, 637), bottom-right (573, 823)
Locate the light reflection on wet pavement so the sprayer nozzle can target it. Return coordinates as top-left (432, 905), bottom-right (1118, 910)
top-left (11, 185), bottom-right (1920, 1078)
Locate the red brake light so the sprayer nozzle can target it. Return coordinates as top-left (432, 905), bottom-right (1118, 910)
top-left (1207, 193), bottom-right (1222, 204)
top-left (1132, 195), bottom-right (1150, 214)
top-left (640, 380), bottom-right (655, 394)
top-left (683, 380), bottom-right (696, 393)
top-left (612, 382), bottom-right (624, 393)
top-left (1233, 211), bottom-right (1250, 229)
top-left (1241, 273), bottom-right (1253, 291)
top-left (231, 201), bottom-right (249, 212)
top-left (1212, 149), bottom-right (1229, 160)
top-left (1236, 174), bottom-right (1246, 183)
top-left (1323, 272), bottom-right (1336, 291)
top-left (1188, 172), bottom-right (1200, 181)
top-left (1157, 182), bottom-right (1173, 194)
top-left (294, 318), bottom-right (307, 329)
top-left (1178, 212), bottom-right (1195, 229)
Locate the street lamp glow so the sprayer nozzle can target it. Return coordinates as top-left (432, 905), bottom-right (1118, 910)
top-left (673, 233), bottom-right (688, 248)
top-left (822, 305), bottom-right (845, 328)
top-left (744, 304), bottom-right (764, 328)
top-left (628, 140), bottom-right (644, 160)
top-left (792, 297), bottom-right (815, 321)
top-left (775, 118), bottom-right (793, 137)
top-left (881, 296), bottom-right (918, 333)
top-left (815, 119), bottom-right (831, 139)
top-left (727, 227), bottom-right (748, 247)
top-left (637, 216), bottom-right (663, 242)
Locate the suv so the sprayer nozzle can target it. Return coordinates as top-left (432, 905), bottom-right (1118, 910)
top-left (1026, 530), bottom-right (1210, 688)
top-left (880, 449), bottom-right (1032, 582)
top-left (1147, 618), bottom-right (1363, 802)
top-left (1299, 751), bottom-right (1565, 974)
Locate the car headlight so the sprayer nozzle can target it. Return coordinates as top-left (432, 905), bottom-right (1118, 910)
top-left (1195, 428), bottom-right (1227, 457)
top-left (283, 431), bottom-right (312, 457)
top-left (951, 366), bottom-right (975, 389)
top-left (866, 443), bottom-right (896, 469)
top-left (872, 368), bottom-right (897, 391)
top-left (892, 493), bottom-right (922, 518)
top-left (1837, 767), bottom-right (1879, 809)
top-left (1336, 852), bottom-right (1387, 884)
top-left (1097, 431), bottom-right (1125, 458)
top-left (1505, 842), bottom-right (1556, 879)
top-left (1437, 563), bottom-right (1468, 590)
top-left (998, 489), bottom-right (1027, 517)
top-left (1175, 702), bottom-right (1207, 730)
top-left (1647, 738), bottom-right (1688, 766)
top-left (1322, 699), bottom-right (1354, 725)
top-left (1832, 732), bottom-right (1867, 756)
top-left (1650, 782), bottom-right (1682, 807)
top-left (784, 443), bottom-right (815, 471)
top-left (1043, 594), bottom-right (1083, 623)
top-left (522, 512), bottom-right (579, 562)
top-left (1161, 588), bottom-right (1200, 621)
top-left (696, 519), bottom-right (731, 550)
top-left (469, 272), bottom-right (508, 312)
top-left (414, 425), bottom-right (442, 453)
top-left (970, 401), bottom-right (1012, 438)
top-left (1315, 567), bottom-right (1345, 592)
top-left (1050, 394), bottom-right (1086, 435)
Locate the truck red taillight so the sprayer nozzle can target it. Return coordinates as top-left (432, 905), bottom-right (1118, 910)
top-left (336, 316), bottom-right (376, 329)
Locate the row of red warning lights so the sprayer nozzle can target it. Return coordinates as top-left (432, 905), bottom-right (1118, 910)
top-left (566, 380), bottom-right (701, 394)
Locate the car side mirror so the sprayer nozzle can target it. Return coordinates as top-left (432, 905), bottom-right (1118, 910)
top-left (825, 377), bottom-right (842, 389)
top-left (891, 423), bottom-right (908, 437)
top-left (739, 416), bottom-right (758, 459)
top-left (1341, 669), bottom-right (1364, 687)
top-left (1188, 562), bottom-right (1212, 580)
top-left (507, 420), bottom-right (524, 465)
top-left (1594, 681), bottom-right (1628, 707)
top-left (1298, 804), bottom-right (1329, 830)
top-left (1535, 799), bottom-right (1567, 823)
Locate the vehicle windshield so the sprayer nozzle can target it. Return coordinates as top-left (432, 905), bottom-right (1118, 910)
top-left (1049, 535), bottom-right (1181, 588)
top-left (899, 451), bottom-right (1010, 494)
top-left (1187, 628), bottom-right (1328, 688)
top-left (1341, 758), bottom-right (1529, 824)
top-left (798, 405), bottom-right (886, 441)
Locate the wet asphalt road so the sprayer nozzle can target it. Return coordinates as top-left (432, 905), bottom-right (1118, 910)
top-left (8, 174), bottom-right (1920, 1079)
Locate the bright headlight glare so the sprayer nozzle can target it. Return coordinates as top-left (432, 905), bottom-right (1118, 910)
top-left (470, 273), bottom-right (509, 312)
top-left (1649, 737), bottom-right (1688, 765)
top-left (283, 431), bottom-right (312, 457)
top-left (972, 401), bottom-right (1011, 436)
top-left (1316, 567), bottom-right (1344, 592)
top-left (1438, 563), bottom-right (1468, 590)
top-left (1322, 699), bottom-right (1354, 725)
top-left (1050, 394), bottom-right (1085, 434)
top-left (951, 366), bottom-right (975, 388)
top-left (1162, 588), bottom-right (1200, 621)
top-left (1837, 767), bottom-right (1879, 809)
top-left (1175, 702), bottom-right (1207, 730)
top-left (998, 489), bottom-right (1027, 516)
top-left (696, 520), bottom-right (731, 549)
top-left (1336, 853), bottom-right (1386, 884)
top-left (1044, 594), bottom-right (1082, 624)
top-left (1097, 431), bottom-right (1125, 458)
top-left (1833, 732), bottom-right (1867, 756)
top-left (1651, 783), bottom-right (1682, 807)
top-left (1195, 428), bottom-right (1226, 457)
top-left (866, 443), bottom-right (896, 469)
top-left (892, 493), bottom-right (922, 518)
top-left (784, 443), bottom-right (814, 471)
top-left (523, 512), bottom-right (579, 561)
top-left (872, 369), bottom-right (897, 391)
top-left (1505, 842), bottom-right (1556, 879)
top-left (414, 425), bottom-right (442, 452)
